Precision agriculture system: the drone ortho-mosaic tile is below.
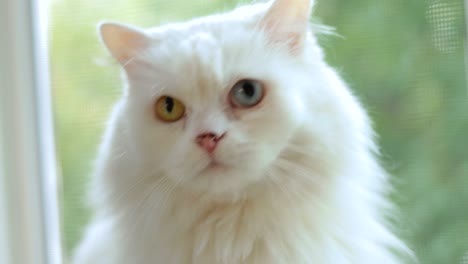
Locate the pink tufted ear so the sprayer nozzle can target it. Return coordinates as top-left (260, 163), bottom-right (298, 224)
top-left (98, 22), bottom-right (152, 65)
top-left (260, 0), bottom-right (313, 52)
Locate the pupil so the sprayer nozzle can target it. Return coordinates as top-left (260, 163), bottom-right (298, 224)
top-left (165, 97), bottom-right (174, 113)
top-left (242, 82), bottom-right (255, 97)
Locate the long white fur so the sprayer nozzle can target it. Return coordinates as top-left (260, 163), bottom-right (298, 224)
top-left (73, 0), bottom-right (410, 263)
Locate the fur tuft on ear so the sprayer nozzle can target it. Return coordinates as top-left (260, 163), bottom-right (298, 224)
top-left (98, 22), bottom-right (151, 65)
top-left (260, 0), bottom-right (313, 52)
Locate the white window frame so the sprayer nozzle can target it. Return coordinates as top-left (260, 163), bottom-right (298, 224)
top-left (0, 0), bottom-right (62, 263)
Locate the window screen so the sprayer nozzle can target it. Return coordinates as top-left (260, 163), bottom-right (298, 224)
top-left (50, 0), bottom-right (468, 262)
top-left (315, 0), bottom-right (468, 263)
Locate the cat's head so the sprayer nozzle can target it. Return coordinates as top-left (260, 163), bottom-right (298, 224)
top-left (99, 0), bottom-right (343, 195)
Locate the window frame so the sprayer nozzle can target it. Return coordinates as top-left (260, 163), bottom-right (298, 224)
top-left (0, 0), bottom-right (63, 263)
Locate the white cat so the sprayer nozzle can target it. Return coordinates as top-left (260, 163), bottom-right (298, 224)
top-left (73, 0), bottom-right (410, 263)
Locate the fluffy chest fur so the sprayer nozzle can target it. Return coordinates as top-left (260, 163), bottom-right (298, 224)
top-left (84, 172), bottom-right (386, 264)
top-left (121, 190), bottom-right (330, 264)
top-left (73, 0), bottom-right (410, 263)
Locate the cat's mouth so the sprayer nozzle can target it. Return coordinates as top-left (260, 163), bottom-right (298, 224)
top-left (202, 158), bottom-right (228, 173)
top-left (207, 160), bottom-right (226, 169)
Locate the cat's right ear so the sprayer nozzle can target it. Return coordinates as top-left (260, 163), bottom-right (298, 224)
top-left (259, 0), bottom-right (313, 53)
top-left (98, 22), bottom-right (152, 66)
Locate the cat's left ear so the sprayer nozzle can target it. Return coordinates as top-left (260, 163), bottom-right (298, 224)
top-left (98, 22), bottom-right (152, 65)
top-left (260, 0), bottom-right (313, 52)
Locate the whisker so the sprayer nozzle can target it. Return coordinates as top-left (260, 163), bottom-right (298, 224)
top-left (108, 166), bottom-right (164, 210)
top-left (125, 176), bottom-right (175, 238)
top-left (122, 57), bottom-right (136, 68)
top-left (131, 175), bottom-right (168, 217)
top-left (138, 176), bottom-right (175, 232)
top-left (138, 169), bottom-right (190, 234)
top-left (265, 170), bottom-right (297, 206)
top-left (282, 143), bottom-right (322, 158)
top-left (151, 83), bottom-right (167, 97)
top-left (271, 158), bottom-right (326, 190)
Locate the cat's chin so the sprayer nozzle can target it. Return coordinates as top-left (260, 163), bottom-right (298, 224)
top-left (185, 163), bottom-right (263, 197)
top-left (204, 160), bottom-right (227, 172)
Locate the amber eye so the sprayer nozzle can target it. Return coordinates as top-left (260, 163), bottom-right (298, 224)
top-left (155, 96), bottom-right (185, 122)
top-left (230, 79), bottom-right (265, 108)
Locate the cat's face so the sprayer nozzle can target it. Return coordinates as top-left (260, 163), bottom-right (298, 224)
top-left (101, 0), bottom-right (321, 195)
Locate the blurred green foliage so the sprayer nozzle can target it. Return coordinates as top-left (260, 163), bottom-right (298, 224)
top-left (51, 0), bottom-right (468, 262)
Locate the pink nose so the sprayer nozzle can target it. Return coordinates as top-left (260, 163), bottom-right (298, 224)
top-left (196, 132), bottom-right (225, 153)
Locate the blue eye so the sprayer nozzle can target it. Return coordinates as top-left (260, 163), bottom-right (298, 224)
top-left (230, 79), bottom-right (265, 108)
